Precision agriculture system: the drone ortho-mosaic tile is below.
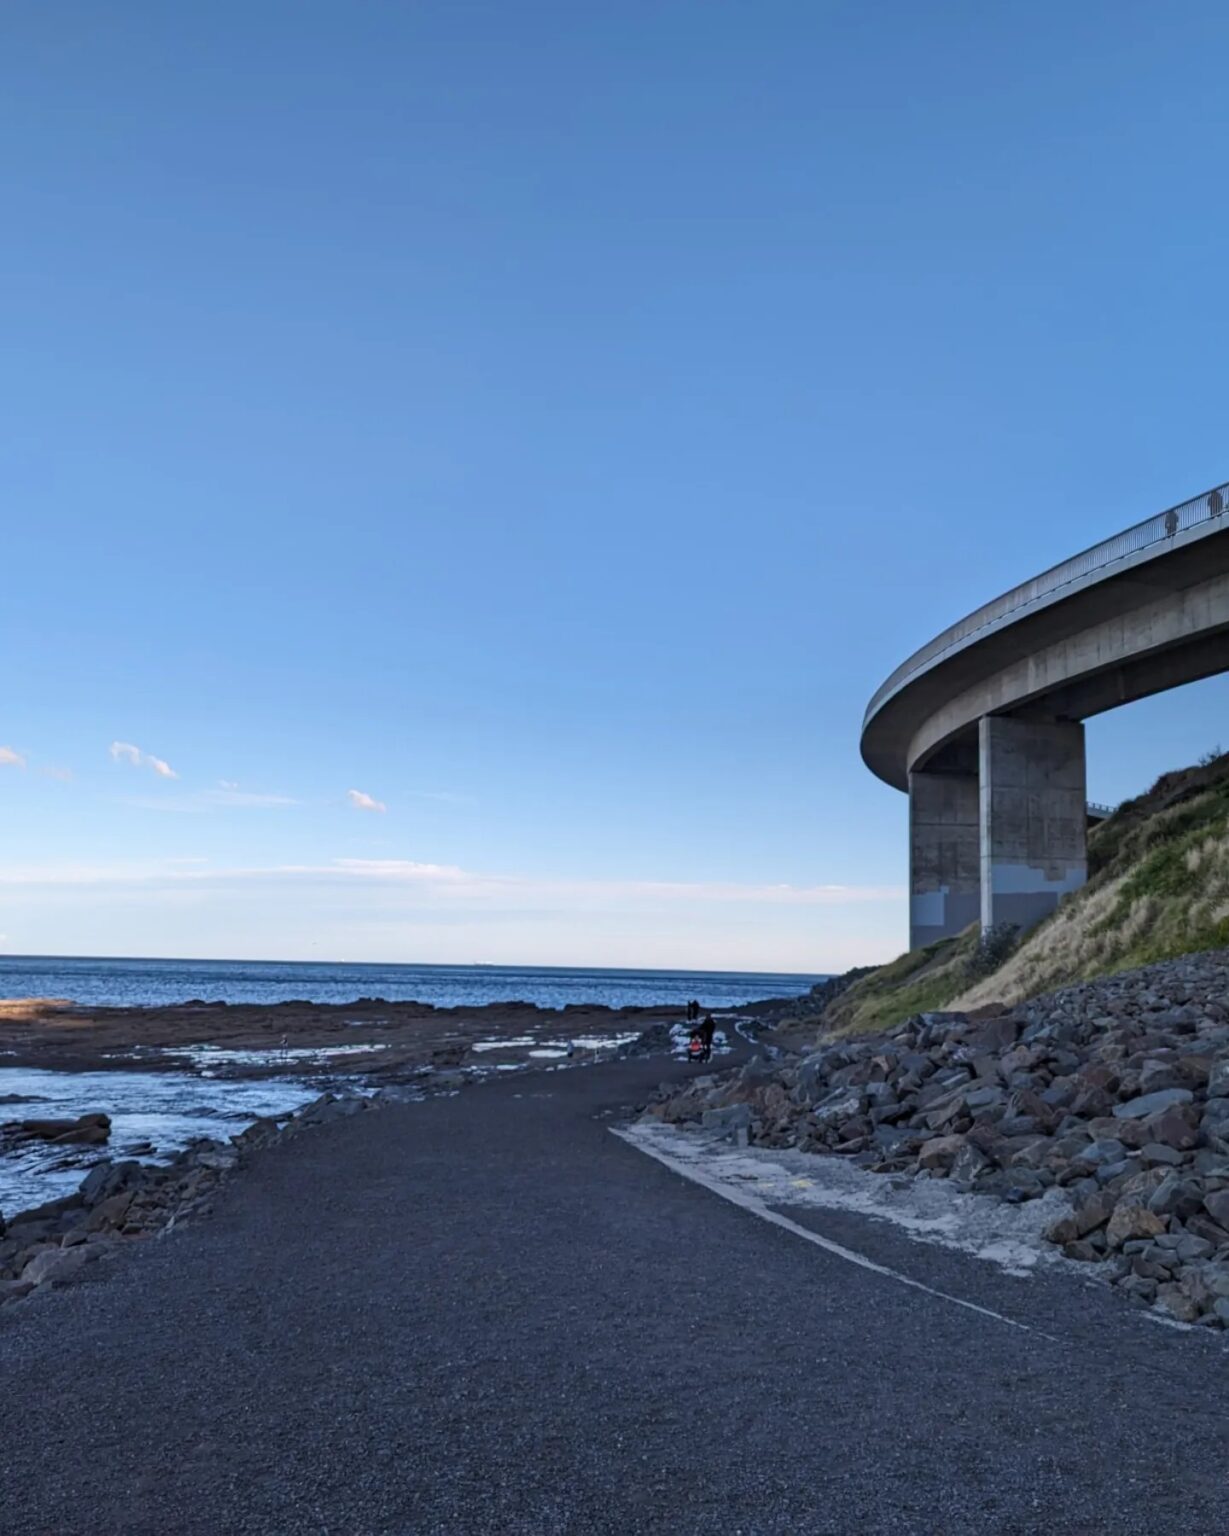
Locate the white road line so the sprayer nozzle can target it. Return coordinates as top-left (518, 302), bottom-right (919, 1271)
top-left (612, 1127), bottom-right (1057, 1342)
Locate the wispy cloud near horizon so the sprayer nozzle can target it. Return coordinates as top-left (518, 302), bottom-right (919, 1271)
top-left (0, 856), bottom-right (905, 972)
top-left (347, 789), bottom-right (387, 813)
top-left (0, 747), bottom-right (27, 768)
top-left (0, 854), bottom-right (903, 908)
top-left (110, 741), bottom-right (177, 779)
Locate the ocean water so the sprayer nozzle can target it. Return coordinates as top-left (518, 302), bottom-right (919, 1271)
top-left (0, 1068), bottom-right (319, 1216)
top-left (0, 956), bottom-right (824, 1011)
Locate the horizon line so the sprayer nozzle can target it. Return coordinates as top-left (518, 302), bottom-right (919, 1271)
top-left (0, 951), bottom-right (834, 980)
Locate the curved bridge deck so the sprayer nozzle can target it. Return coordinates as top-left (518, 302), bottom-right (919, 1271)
top-left (861, 481), bottom-right (1229, 948)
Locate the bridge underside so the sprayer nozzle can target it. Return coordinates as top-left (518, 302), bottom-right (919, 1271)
top-left (862, 518), bottom-right (1229, 953)
top-left (909, 715), bottom-right (1086, 951)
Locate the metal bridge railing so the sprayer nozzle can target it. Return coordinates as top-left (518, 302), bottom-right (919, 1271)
top-left (865, 478), bottom-right (1229, 728)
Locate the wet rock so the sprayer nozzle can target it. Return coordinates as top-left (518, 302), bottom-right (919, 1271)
top-left (3, 1112), bottom-right (111, 1146)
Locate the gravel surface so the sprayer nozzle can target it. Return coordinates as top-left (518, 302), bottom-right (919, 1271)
top-left (1, 1053), bottom-right (1227, 1535)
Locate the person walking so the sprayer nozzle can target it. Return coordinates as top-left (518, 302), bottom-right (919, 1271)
top-left (699, 1014), bottom-right (716, 1063)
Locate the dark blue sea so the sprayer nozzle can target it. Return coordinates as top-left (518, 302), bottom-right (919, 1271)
top-left (0, 956), bottom-right (824, 1011)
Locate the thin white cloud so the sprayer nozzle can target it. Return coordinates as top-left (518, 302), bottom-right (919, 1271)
top-left (0, 747), bottom-right (26, 768)
top-left (206, 788), bottom-right (300, 809)
top-left (110, 741), bottom-right (178, 779)
top-left (123, 787), bottom-right (300, 813)
top-left (0, 856), bottom-right (903, 908)
top-left (218, 780), bottom-right (239, 791)
top-left (329, 859), bottom-right (902, 906)
top-left (44, 765), bottom-right (73, 782)
top-left (347, 789), bottom-right (387, 813)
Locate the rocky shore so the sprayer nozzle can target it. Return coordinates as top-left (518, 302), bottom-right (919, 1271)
top-left (0, 1009), bottom-right (700, 1310)
top-left (0, 994), bottom-right (685, 1076)
top-left (646, 948), bottom-right (1229, 1329)
top-left (0, 1083), bottom-right (432, 1307)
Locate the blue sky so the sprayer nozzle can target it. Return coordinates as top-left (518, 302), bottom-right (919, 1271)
top-left (4, 1), bottom-right (1229, 971)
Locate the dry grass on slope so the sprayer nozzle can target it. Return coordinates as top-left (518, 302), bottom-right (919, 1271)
top-left (821, 926), bottom-right (978, 1037)
top-left (953, 754), bottom-right (1229, 1011)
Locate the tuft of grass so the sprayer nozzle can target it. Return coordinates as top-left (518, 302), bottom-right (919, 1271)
top-left (822, 926), bottom-right (978, 1036)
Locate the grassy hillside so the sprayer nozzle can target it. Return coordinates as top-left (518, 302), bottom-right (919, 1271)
top-left (824, 749), bottom-right (1229, 1034)
top-left (954, 749), bottom-right (1229, 1009)
top-left (820, 926), bottom-right (977, 1036)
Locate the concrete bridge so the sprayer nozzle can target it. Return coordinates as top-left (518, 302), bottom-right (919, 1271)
top-left (861, 479), bottom-right (1229, 951)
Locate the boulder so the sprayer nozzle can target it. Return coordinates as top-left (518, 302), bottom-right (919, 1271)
top-left (949, 1141), bottom-right (992, 1187)
top-left (1104, 1201), bottom-right (1166, 1250)
top-left (1045, 1190), bottom-right (1115, 1245)
top-left (1203, 1189), bottom-right (1229, 1230)
top-left (1148, 1175), bottom-right (1203, 1220)
top-left (1185, 1212), bottom-right (1229, 1248)
top-left (810, 1090), bottom-right (865, 1131)
top-left (1207, 1058), bottom-right (1229, 1099)
top-left (85, 1191), bottom-right (134, 1233)
top-left (4, 1113), bottom-right (111, 1146)
top-left (1113, 1088), bottom-right (1194, 1119)
top-left (917, 1134), bottom-right (965, 1172)
top-left (21, 1245), bottom-right (88, 1287)
top-left (700, 1105), bottom-right (752, 1145)
top-left (1073, 1138), bottom-right (1127, 1168)
top-left (1138, 1058), bottom-right (1183, 1094)
top-left (1117, 1274), bottom-right (1158, 1305)
top-left (1140, 1105), bottom-right (1199, 1151)
top-left (1154, 1283), bottom-right (1201, 1324)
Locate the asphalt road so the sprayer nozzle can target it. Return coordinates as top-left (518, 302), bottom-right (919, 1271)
top-left (1, 1053), bottom-right (1227, 1536)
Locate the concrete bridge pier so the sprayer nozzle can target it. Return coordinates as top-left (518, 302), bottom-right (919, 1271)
top-left (907, 715), bottom-right (1088, 950)
top-left (908, 766), bottom-right (980, 949)
top-left (978, 714), bottom-right (1087, 936)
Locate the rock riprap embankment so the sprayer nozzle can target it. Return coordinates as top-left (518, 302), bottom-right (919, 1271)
top-left (646, 949), bottom-right (1229, 1329)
